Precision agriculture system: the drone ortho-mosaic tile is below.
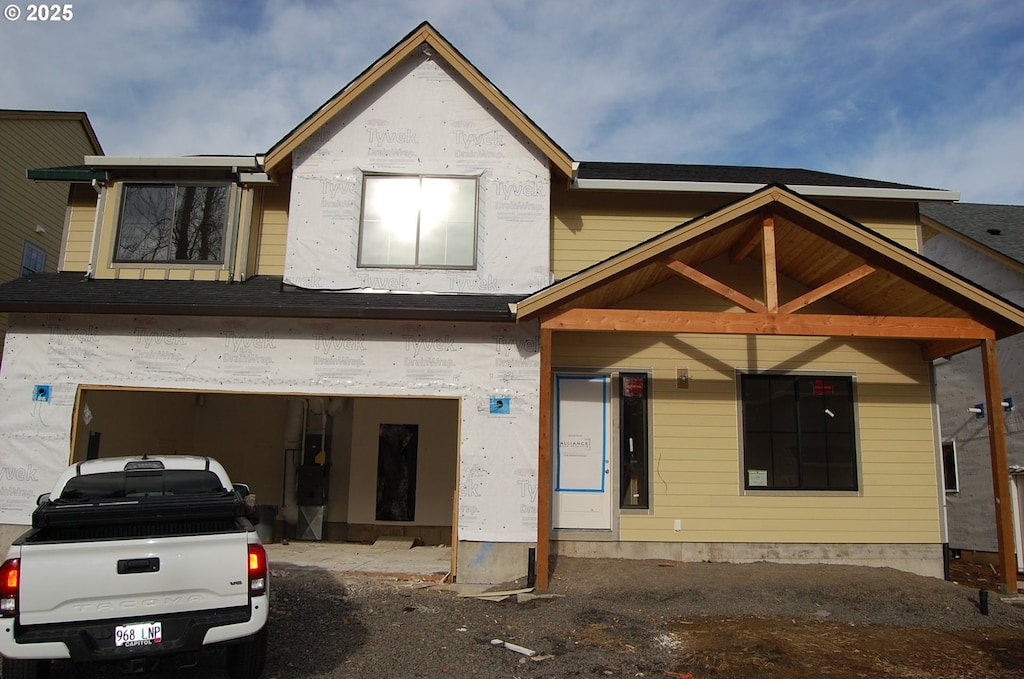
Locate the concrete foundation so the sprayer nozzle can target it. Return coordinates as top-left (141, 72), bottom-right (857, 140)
top-left (551, 541), bottom-right (946, 579)
top-left (456, 541), bottom-right (534, 584)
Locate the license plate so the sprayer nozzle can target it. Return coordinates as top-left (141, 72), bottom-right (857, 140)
top-left (114, 621), bottom-right (162, 647)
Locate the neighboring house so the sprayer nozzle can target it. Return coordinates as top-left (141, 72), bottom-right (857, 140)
top-left (920, 203), bottom-right (1024, 572)
top-left (1, 24), bottom-right (1022, 591)
top-left (0, 110), bottom-right (103, 363)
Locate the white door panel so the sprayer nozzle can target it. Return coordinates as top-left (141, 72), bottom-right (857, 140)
top-left (553, 375), bottom-right (612, 531)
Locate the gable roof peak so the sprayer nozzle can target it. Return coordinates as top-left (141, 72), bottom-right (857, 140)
top-left (264, 21), bottom-right (573, 177)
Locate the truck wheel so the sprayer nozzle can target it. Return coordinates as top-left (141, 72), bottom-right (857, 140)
top-left (225, 627), bottom-right (267, 679)
top-left (1, 658), bottom-right (50, 679)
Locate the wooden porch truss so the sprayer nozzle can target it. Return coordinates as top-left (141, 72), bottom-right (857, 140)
top-left (530, 196), bottom-right (1021, 594)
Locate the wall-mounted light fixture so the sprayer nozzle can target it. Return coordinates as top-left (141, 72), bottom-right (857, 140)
top-left (967, 397), bottom-right (1014, 419)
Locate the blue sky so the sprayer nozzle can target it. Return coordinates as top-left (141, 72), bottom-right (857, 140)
top-left (2, 0), bottom-right (1022, 204)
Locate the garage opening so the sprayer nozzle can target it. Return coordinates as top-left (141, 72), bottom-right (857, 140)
top-left (71, 388), bottom-right (460, 548)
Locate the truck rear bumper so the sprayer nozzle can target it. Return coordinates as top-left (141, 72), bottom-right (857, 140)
top-left (0, 596), bottom-right (268, 662)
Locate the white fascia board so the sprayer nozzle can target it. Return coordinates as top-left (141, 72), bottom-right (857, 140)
top-left (572, 177), bottom-right (960, 202)
top-left (238, 172), bottom-right (274, 184)
top-left (85, 155), bottom-right (263, 170)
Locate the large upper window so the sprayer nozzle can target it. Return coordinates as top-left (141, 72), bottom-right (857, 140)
top-left (115, 184), bottom-right (229, 263)
top-left (358, 175), bottom-right (477, 268)
top-left (741, 374), bottom-right (858, 491)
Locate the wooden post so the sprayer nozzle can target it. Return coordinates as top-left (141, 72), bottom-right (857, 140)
top-left (762, 214), bottom-right (778, 313)
top-left (536, 327), bottom-right (553, 590)
top-left (980, 337), bottom-right (1018, 595)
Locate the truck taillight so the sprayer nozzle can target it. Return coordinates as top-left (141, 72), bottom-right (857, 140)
top-left (0, 558), bottom-right (20, 617)
top-left (247, 544), bottom-right (267, 596)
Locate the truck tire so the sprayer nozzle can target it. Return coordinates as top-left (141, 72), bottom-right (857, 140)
top-left (1, 658), bottom-right (49, 679)
top-left (225, 627), bottom-right (267, 679)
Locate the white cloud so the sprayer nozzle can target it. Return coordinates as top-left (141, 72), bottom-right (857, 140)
top-left (0, 0), bottom-right (1020, 204)
top-left (842, 107), bottom-right (1024, 204)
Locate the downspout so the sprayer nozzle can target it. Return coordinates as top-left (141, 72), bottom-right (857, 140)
top-left (86, 178), bottom-right (106, 278)
top-left (928, 361), bottom-right (950, 578)
top-left (236, 187), bottom-right (255, 282)
top-left (225, 180), bottom-right (243, 282)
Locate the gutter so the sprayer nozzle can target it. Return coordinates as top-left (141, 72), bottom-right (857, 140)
top-left (572, 177), bottom-right (961, 202)
top-left (85, 155), bottom-right (263, 170)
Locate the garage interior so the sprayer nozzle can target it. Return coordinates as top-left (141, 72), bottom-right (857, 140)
top-left (70, 388), bottom-right (460, 547)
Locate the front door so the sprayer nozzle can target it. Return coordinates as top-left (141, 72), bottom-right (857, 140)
top-left (552, 374), bottom-right (613, 531)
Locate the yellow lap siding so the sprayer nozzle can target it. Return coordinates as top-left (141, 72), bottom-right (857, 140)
top-left (553, 327), bottom-right (941, 546)
top-left (551, 186), bottom-right (922, 278)
top-left (253, 183), bottom-right (289, 276)
top-left (60, 183), bottom-right (98, 272)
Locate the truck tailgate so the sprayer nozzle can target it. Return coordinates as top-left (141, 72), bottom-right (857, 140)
top-left (18, 531), bottom-right (252, 626)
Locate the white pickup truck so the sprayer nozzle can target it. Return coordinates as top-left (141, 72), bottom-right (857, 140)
top-left (0, 456), bottom-right (269, 678)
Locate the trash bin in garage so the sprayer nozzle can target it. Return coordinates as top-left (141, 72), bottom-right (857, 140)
top-left (255, 505), bottom-right (278, 543)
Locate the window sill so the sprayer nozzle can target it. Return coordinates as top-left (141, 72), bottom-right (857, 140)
top-left (741, 489), bottom-right (863, 497)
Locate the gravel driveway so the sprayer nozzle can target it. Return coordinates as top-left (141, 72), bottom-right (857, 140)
top-left (41, 557), bottom-right (1024, 675)
top-left (43, 556), bottom-right (1024, 678)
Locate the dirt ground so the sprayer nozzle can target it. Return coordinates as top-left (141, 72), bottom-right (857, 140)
top-left (534, 557), bottom-right (1024, 679)
top-left (38, 556), bottom-right (1024, 679)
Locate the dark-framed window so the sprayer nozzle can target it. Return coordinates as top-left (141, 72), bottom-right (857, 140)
top-left (941, 440), bottom-right (959, 492)
top-left (619, 373), bottom-right (650, 509)
top-left (21, 241), bottom-right (46, 276)
top-left (741, 374), bottom-right (858, 491)
top-left (358, 175), bottom-right (477, 268)
top-left (115, 183), bottom-right (229, 263)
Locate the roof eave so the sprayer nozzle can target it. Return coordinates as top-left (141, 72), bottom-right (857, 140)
top-left (571, 177), bottom-right (960, 202)
top-left (85, 155), bottom-right (263, 170)
top-left (0, 300), bottom-right (513, 323)
top-left (26, 168), bottom-right (106, 182)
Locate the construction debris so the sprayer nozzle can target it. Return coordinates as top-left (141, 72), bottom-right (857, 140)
top-left (490, 638), bottom-right (537, 657)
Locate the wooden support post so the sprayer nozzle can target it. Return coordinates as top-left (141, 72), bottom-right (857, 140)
top-left (761, 214), bottom-right (778, 312)
top-left (980, 337), bottom-right (1018, 595)
top-left (536, 327), bottom-right (553, 590)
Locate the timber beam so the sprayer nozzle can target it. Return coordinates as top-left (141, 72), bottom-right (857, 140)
top-left (541, 308), bottom-right (996, 341)
top-left (663, 258), bottom-right (765, 313)
top-left (778, 264), bottom-right (877, 314)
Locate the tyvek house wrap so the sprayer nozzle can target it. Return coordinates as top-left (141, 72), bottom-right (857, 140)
top-left (0, 314), bottom-right (540, 543)
top-left (284, 53), bottom-right (552, 294)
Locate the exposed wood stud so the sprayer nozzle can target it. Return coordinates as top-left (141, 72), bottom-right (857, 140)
top-left (536, 327), bottom-right (553, 590)
top-left (980, 337), bottom-right (1018, 595)
top-left (920, 338), bottom-right (980, 361)
top-left (778, 264), bottom-right (877, 314)
top-left (729, 220), bottom-right (764, 263)
top-left (663, 258), bottom-right (765, 313)
top-left (762, 214), bottom-right (779, 313)
top-left (542, 308), bottom-right (996, 340)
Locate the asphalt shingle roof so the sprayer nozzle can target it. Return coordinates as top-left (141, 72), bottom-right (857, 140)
top-left (921, 203), bottom-right (1024, 265)
top-left (576, 161), bottom-right (937, 191)
top-left (0, 274), bottom-right (520, 322)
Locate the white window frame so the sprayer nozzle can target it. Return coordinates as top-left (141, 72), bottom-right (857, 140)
top-left (357, 174), bottom-right (478, 270)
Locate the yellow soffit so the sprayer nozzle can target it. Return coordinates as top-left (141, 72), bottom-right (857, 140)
top-left (516, 186), bottom-right (1024, 330)
top-left (264, 23), bottom-right (573, 177)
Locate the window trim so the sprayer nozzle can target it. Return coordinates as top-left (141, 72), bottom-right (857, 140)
top-left (738, 370), bottom-right (862, 495)
top-left (618, 371), bottom-right (653, 513)
top-left (21, 240), bottom-right (47, 276)
top-left (111, 181), bottom-right (235, 267)
top-left (941, 440), bottom-right (959, 493)
top-left (356, 173), bottom-right (479, 270)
